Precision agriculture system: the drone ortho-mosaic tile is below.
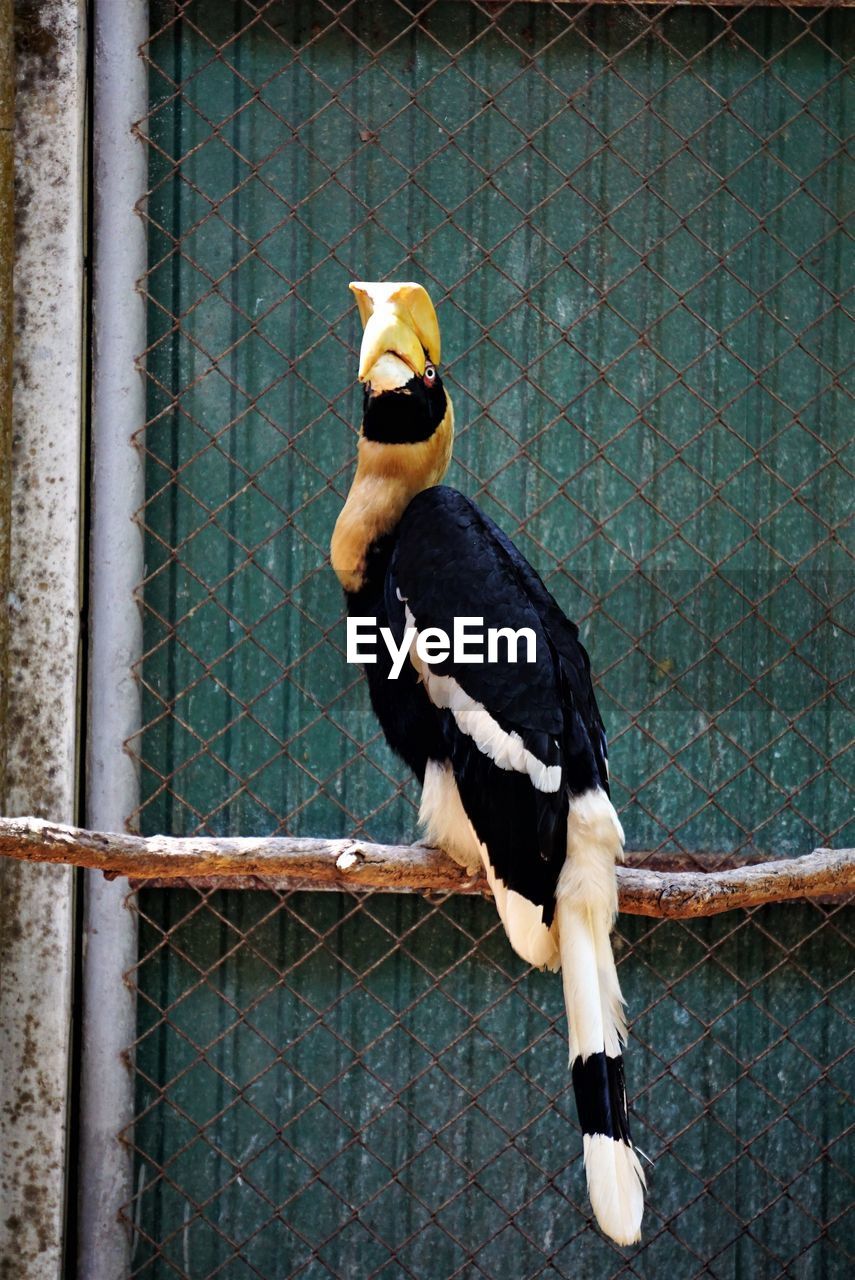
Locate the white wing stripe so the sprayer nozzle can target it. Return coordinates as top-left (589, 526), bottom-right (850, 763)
top-left (419, 665), bottom-right (561, 794)
top-left (403, 605), bottom-right (561, 794)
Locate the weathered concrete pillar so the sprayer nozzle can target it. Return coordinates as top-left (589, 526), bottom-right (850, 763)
top-left (0, 2), bottom-right (85, 1275)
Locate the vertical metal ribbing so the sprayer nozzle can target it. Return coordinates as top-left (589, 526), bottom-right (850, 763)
top-left (79, 2), bottom-right (148, 1275)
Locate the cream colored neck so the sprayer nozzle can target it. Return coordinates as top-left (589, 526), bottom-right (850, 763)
top-left (331, 400), bottom-right (454, 593)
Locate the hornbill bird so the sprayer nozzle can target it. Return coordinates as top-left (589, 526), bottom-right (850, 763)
top-left (331, 282), bottom-right (645, 1245)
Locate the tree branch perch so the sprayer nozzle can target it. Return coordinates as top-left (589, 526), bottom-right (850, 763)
top-left (0, 817), bottom-right (851, 917)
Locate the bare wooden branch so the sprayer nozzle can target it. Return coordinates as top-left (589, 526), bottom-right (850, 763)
top-left (0, 817), bottom-right (851, 917)
top-left (617, 848), bottom-right (854, 917)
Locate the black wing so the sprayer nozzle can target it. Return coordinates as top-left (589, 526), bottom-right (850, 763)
top-left (388, 485), bottom-right (607, 924)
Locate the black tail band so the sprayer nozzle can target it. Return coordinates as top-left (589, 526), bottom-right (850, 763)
top-left (572, 1051), bottom-right (633, 1145)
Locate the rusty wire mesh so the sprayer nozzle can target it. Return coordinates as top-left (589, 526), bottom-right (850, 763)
top-left (125, 1), bottom-right (853, 1275)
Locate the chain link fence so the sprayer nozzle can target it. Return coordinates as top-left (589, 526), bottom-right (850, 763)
top-left (125, 1), bottom-right (853, 1274)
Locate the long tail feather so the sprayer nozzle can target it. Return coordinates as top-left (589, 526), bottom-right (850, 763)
top-left (556, 790), bottom-right (645, 1246)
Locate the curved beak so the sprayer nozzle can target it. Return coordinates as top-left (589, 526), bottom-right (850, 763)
top-left (350, 281), bottom-right (441, 382)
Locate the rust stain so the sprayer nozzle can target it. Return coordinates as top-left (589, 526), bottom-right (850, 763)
top-left (14, 2), bottom-right (60, 74)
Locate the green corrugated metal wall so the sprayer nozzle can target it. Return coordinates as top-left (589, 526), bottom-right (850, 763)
top-left (131, 2), bottom-right (853, 1275)
top-left (133, 892), bottom-right (851, 1277)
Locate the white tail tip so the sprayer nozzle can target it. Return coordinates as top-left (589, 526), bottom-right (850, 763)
top-left (583, 1133), bottom-right (646, 1246)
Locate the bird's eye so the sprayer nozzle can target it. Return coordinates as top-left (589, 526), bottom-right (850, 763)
top-left (424, 364), bottom-right (437, 386)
